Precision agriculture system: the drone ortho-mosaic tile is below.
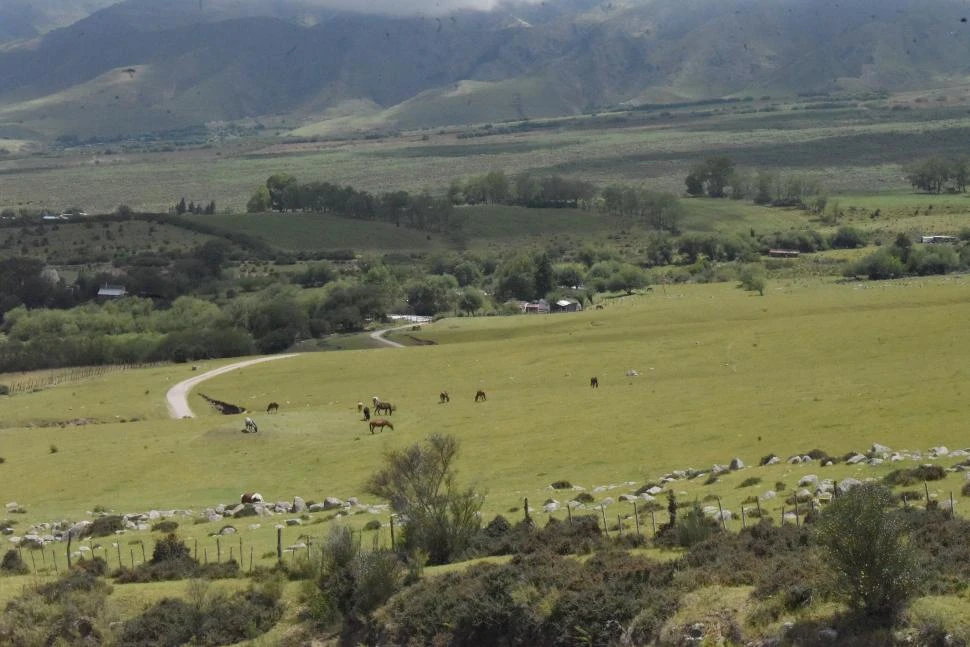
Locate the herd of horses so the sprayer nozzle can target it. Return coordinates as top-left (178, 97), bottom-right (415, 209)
top-left (239, 376), bottom-right (602, 435)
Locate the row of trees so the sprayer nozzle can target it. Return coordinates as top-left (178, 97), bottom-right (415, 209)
top-left (846, 233), bottom-right (970, 280)
top-left (246, 174), bottom-right (459, 233)
top-left (904, 157), bottom-right (970, 194)
top-left (173, 198), bottom-right (217, 215)
top-left (684, 156), bottom-right (825, 208)
top-left (446, 171), bottom-right (597, 208)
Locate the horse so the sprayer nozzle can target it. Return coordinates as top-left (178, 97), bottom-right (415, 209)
top-left (590, 377), bottom-right (599, 388)
top-left (266, 402), bottom-right (279, 413)
top-left (375, 402), bottom-right (394, 415)
top-left (439, 391), bottom-right (450, 404)
top-left (369, 418), bottom-right (394, 434)
top-left (357, 401), bottom-right (364, 413)
top-left (362, 406), bottom-right (371, 421)
top-left (244, 417), bottom-right (258, 433)
top-left (372, 396), bottom-right (381, 407)
top-left (475, 390), bottom-right (487, 402)
top-left (240, 492), bottom-right (263, 504)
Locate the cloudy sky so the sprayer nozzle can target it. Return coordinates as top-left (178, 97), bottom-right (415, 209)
top-left (299, 0), bottom-right (541, 15)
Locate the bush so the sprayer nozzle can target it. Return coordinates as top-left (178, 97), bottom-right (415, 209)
top-left (0, 384), bottom-right (9, 395)
top-left (815, 483), bottom-right (916, 618)
top-left (86, 515), bottom-right (124, 538)
top-left (550, 480), bottom-right (572, 490)
top-left (738, 477), bottom-right (762, 488)
top-left (830, 226), bottom-right (868, 249)
top-left (1, 549), bottom-right (28, 574)
top-left (151, 520), bottom-right (179, 533)
top-left (884, 465), bottom-right (947, 487)
top-left (573, 492), bottom-right (595, 504)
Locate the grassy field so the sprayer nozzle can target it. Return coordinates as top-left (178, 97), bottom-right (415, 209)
top-left (0, 218), bottom-right (216, 262)
top-left (3, 102), bottom-right (970, 214)
top-left (4, 276), bottom-right (970, 582)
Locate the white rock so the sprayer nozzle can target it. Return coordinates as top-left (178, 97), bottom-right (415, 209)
top-left (761, 490), bottom-right (777, 500)
top-left (837, 478), bottom-right (862, 494)
top-left (787, 456), bottom-right (802, 464)
top-left (639, 494), bottom-right (655, 502)
top-left (729, 457), bottom-right (745, 470)
top-left (798, 474), bottom-right (818, 487)
top-left (846, 454), bottom-right (867, 465)
top-left (285, 518), bottom-right (302, 526)
top-left (646, 486), bottom-right (664, 496)
top-left (871, 443), bottom-right (892, 455)
top-left (765, 456), bottom-right (781, 465)
top-left (868, 458), bottom-right (884, 466)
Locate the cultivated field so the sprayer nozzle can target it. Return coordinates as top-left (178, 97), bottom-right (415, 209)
top-left (3, 101), bottom-right (970, 215)
top-left (3, 276), bottom-right (970, 585)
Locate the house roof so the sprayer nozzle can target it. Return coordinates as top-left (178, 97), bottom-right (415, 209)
top-left (556, 299), bottom-right (573, 307)
top-left (97, 285), bottom-right (127, 297)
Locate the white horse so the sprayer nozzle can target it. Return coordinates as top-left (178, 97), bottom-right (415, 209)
top-left (372, 395), bottom-right (381, 407)
top-left (244, 417), bottom-right (258, 433)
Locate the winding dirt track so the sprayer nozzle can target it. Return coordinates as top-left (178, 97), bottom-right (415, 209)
top-left (165, 355), bottom-right (299, 419)
top-left (166, 325), bottom-right (417, 419)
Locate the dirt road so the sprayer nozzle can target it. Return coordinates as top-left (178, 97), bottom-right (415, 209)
top-left (165, 354), bottom-right (299, 419)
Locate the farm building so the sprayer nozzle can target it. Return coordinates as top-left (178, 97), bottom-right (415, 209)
top-left (552, 298), bottom-right (583, 313)
top-left (520, 298), bottom-right (550, 314)
top-left (97, 284), bottom-right (127, 298)
top-left (768, 249), bottom-right (800, 258)
top-left (920, 235), bottom-right (959, 245)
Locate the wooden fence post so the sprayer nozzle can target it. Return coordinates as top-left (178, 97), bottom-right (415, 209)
top-left (52, 551), bottom-right (58, 574)
top-left (741, 507), bottom-right (746, 529)
top-left (66, 533), bottom-right (72, 570)
top-left (277, 527), bottom-right (283, 563)
top-left (216, 537), bottom-right (221, 563)
top-left (390, 516), bottom-right (395, 548)
top-left (650, 510), bottom-right (656, 535)
top-left (633, 502), bottom-right (641, 538)
top-left (716, 497), bottom-right (726, 529)
top-left (116, 543), bottom-right (122, 568)
top-left (600, 505), bottom-right (609, 538)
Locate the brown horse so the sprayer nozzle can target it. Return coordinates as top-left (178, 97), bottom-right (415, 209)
top-left (266, 402), bottom-right (279, 413)
top-left (439, 390), bottom-right (450, 403)
top-left (375, 402), bottom-right (394, 415)
top-left (590, 377), bottom-right (599, 388)
top-left (475, 390), bottom-right (487, 402)
top-left (369, 418), bottom-right (394, 434)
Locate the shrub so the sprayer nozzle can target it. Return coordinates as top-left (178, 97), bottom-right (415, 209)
top-left (86, 515), bottom-right (124, 538)
top-left (550, 480), bottom-right (572, 490)
top-left (49, 444), bottom-right (58, 454)
top-left (1, 549), bottom-right (28, 574)
top-left (774, 481), bottom-right (787, 492)
top-left (758, 454), bottom-right (777, 466)
top-left (0, 384), bottom-right (9, 395)
top-left (363, 520), bottom-right (381, 531)
top-left (573, 492), bottom-right (595, 504)
top-left (151, 520), bottom-right (179, 533)
top-left (738, 477), bottom-right (762, 488)
top-left (884, 465), bottom-right (947, 487)
top-left (815, 483), bottom-right (916, 618)
top-left (962, 481), bottom-right (970, 497)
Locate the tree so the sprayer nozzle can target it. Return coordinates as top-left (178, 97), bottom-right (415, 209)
top-left (607, 264), bottom-right (648, 295)
top-left (365, 434), bottom-right (482, 565)
top-left (265, 174), bottom-right (298, 212)
top-left (494, 254), bottom-right (537, 301)
top-left (684, 167), bottom-right (705, 197)
top-left (704, 157), bottom-right (734, 198)
top-left (457, 288), bottom-right (486, 315)
top-left (246, 186), bottom-right (271, 213)
top-left (533, 252), bottom-right (554, 298)
top-left (738, 263), bottom-right (766, 296)
top-left (815, 483), bottom-right (916, 618)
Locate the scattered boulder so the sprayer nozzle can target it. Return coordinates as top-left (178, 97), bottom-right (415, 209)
top-left (308, 503), bottom-right (327, 513)
top-left (870, 443), bottom-right (892, 456)
top-left (868, 458), bottom-right (884, 466)
top-left (846, 454), bottom-right (867, 465)
top-left (292, 497), bottom-right (307, 513)
top-left (322, 497), bottom-right (344, 510)
top-left (711, 464), bottom-right (730, 476)
top-left (931, 446), bottom-right (950, 457)
top-left (837, 478), bottom-right (863, 495)
top-left (761, 490), bottom-right (777, 501)
top-left (543, 500), bottom-right (560, 512)
top-left (219, 525), bottom-right (236, 535)
top-left (285, 518), bottom-right (301, 526)
top-left (729, 457), bottom-right (744, 470)
top-left (798, 474), bottom-right (818, 487)
top-left (646, 486), bottom-right (664, 496)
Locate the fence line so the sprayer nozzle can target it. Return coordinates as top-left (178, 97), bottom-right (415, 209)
top-left (3, 361), bottom-right (170, 394)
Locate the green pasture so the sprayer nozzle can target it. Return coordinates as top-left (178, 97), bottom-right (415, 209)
top-left (3, 277), bottom-right (970, 573)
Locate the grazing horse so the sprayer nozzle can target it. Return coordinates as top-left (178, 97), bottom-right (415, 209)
top-left (372, 396), bottom-right (381, 408)
top-left (362, 406), bottom-right (371, 421)
top-left (590, 377), bottom-right (599, 388)
top-left (375, 402), bottom-right (394, 415)
top-left (357, 401), bottom-right (364, 413)
top-left (244, 417), bottom-right (258, 433)
top-left (266, 402), bottom-right (279, 413)
top-left (439, 391), bottom-right (450, 404)
top-left (369, 418), bottom-right (394, 434)
top-left (475, 390), bottom-right (487, 402)
top-left (241, 492), bottom-right (263, 504)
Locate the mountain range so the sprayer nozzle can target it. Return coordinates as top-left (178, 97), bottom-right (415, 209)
top-left (1, 0), bottom-right (969, 141)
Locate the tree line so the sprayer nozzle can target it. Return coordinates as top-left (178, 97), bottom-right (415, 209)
top-left (246, 174), bottom-right (459, 234)
top-left (904, 157), bottom-right (970, 194)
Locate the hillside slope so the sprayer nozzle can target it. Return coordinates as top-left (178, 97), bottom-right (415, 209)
top-left (2, 0), bottom-right (970, 139)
